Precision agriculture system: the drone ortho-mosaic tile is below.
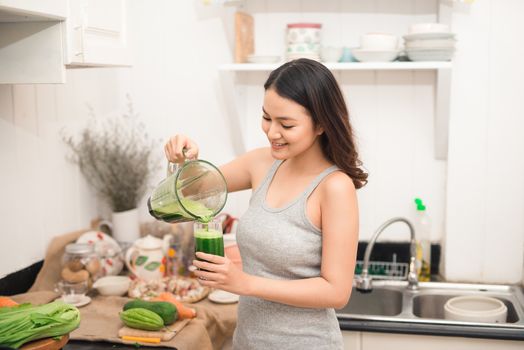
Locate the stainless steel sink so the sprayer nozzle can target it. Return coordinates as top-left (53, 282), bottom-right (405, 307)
top-left (413, 294), bottom-right (520, 323)
top-left (336, 280), bottom-right (524, 330)
top-left (337, 287), bottom-right (403, 316)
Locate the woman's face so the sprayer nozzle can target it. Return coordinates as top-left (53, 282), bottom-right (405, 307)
top-left (261, 88), bottom-right (323, 160)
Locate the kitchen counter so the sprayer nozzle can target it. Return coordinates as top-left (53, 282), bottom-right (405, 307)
top-left (336, 280), bottom-right (524, 342)
top-left (338, 318), bottom-right (524, 341)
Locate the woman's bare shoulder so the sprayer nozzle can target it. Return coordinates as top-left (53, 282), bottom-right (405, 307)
top-left (244, 147), bottom-right (274, 168)
top-left (244, 147), bottom-right (275, 182)
top-left (320, 170), bottom-right (356, 199)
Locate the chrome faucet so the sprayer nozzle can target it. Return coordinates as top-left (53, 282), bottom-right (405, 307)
top-left (356, 217), bottom-right (419, 293)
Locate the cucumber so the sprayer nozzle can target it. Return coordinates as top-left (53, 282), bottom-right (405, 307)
top-left (123, 299), bottom-right (178, 325)
top-left (120, 308), bottom-right (164, 331)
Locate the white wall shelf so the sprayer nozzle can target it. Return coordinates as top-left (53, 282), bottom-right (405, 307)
top-left (220, 61), bottom-right (452, 72)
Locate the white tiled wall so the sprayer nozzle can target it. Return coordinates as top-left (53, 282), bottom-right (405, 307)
top-left (234, 0), bottom-right (445, 242)
top-left (444, 0), bottom-right (524, 283)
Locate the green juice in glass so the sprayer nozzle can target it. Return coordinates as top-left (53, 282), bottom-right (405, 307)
top-left (194, 227), bottom-right (224, 258)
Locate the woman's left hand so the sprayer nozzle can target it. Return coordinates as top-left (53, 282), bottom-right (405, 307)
top-left (193, 252), bottom-right (249, 295)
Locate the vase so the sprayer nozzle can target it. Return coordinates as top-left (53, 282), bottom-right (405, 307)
top-left (111, 208), bottom-right (141, 243)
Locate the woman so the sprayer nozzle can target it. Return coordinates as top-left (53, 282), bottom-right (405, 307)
top-left (164, 58), bottom-right (367, 349)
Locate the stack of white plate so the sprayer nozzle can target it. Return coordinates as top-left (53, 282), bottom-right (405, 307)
top-left (403, 23), bottom-right (456, 61)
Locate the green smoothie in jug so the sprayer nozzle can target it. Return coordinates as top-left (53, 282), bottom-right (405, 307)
top-left (194, 227), bottom-right (224, 257)
top-left (148, 196), bottom-right (214, 223)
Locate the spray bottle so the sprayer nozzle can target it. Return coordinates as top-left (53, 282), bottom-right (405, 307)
top-left (414, 198), bottom-right (431, 281)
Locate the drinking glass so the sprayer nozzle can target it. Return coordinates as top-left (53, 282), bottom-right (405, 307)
top-left (194, 220), bottom-right (224, 259)
top-left (55, 280), bottom-right (88, 304)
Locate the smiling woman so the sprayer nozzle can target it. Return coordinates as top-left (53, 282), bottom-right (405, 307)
top-left (163, 58), bottom-right (367, 350)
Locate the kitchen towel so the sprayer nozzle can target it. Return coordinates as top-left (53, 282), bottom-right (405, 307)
top-left (13, 292), bottom-right (237, 350)
top-left (69, 295), bottom-right (191, 347)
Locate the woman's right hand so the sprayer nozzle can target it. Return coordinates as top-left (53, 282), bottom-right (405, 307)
top-left (164, 134), bottom-right (199, 163)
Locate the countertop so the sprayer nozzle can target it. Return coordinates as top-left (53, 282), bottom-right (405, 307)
top-left (338, 318), bottom-right (524, 341)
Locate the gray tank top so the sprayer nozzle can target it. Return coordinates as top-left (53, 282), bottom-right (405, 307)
top-left (233, 160), bottom-right (344, 350)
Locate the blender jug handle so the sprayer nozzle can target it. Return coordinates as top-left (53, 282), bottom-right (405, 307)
top-left (167, 161), bottom-right (179, 177)
top-left (167, 148), bottom-right (191, 176)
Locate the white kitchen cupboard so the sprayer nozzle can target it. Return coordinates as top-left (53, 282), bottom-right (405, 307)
top-left (0, 0), bottom-right (67, 19)
top-left (342, 330), bottom-right (361, 350)
top-left (0, 0), bottom-right (66, 84)
top-left (65, 0), bottom-right (130, 67)
top-left (218, 0), bottom-right (455, 160)
top-left (0, 0), bottom-right (129, 84)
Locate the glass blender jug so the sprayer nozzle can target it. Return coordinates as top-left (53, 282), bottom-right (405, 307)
top-left (148, 159), bottom-right (227, 223)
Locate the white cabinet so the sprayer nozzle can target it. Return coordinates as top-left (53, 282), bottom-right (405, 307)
top-left (65, 0), bottom-right (130, 67)
top-left (0, 0), bottom-right (129, 84)
top-left (0, 0), bottom-right (67, 20)
top-left (342, 330), bottom-right (361, 350)
top-left (360, 331), bottom-right (523, 350)
top-left (0, 0), bottom-right (66, 84)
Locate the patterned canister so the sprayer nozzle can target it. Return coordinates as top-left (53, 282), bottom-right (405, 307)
top-left (286, 23), bottom-right (322, 61)
top-left (286, 23), bottom-right (322, 44)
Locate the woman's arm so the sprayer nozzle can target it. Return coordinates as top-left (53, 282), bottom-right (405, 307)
top-left (193, 171), bottom-right (359, 309)
top-left (219, 147), bottom-right (272, 193)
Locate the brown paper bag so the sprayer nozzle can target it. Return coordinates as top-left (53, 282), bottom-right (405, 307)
top-left (235, 11), bottom-right (254, 63)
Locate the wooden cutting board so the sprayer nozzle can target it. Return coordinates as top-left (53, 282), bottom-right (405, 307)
top-left (20, 334), bottom-right (69, 350)
top-left (235, 11), bottom-right (254, 63)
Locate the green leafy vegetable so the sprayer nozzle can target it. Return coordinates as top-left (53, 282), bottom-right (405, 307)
top-left (0, 301), bottom-right (80, 348)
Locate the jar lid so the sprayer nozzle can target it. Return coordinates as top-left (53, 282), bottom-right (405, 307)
top-left (65, 243), bottom-right (94, 255)
top-left (287, 23), bottom-right (322, 29)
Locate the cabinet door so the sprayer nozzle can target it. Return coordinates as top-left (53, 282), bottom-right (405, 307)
top-left (361, 332), bottom-right (523, 350)
top-left (66, 0), bottom-right (130, 66)
top-left (342, 331), bottom-right (361, 350)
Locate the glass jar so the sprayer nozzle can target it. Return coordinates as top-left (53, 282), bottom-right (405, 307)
top-left (61, 243), bottom-right (102, 286)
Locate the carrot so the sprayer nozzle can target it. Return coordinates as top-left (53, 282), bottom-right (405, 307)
top-left (153, 292), bottom-right (196, 319)
top-left (0, 296), bottom-right (18, 307)
top-left (121, 336), bottom-right (161, 343)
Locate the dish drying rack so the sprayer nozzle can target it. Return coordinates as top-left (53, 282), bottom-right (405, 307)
top-left (354, 258), bottom-right (409, 281)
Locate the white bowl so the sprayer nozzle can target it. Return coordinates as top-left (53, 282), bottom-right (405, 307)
top-left (360, 33), bottom-right (398, 51)
top-left (444, 296), bottom-right (507, 323)
top-left (92, 276), bottom-right (131, 296)
top-left (352, 49), bottom-right (399, 62)
top-left (409, 23), bottom-right (450, 34)
top-left (320, 46), bottom-right (343, 62)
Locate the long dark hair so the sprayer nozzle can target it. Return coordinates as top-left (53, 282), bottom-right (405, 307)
top-left (264, 58), bottom-right (368, 189)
